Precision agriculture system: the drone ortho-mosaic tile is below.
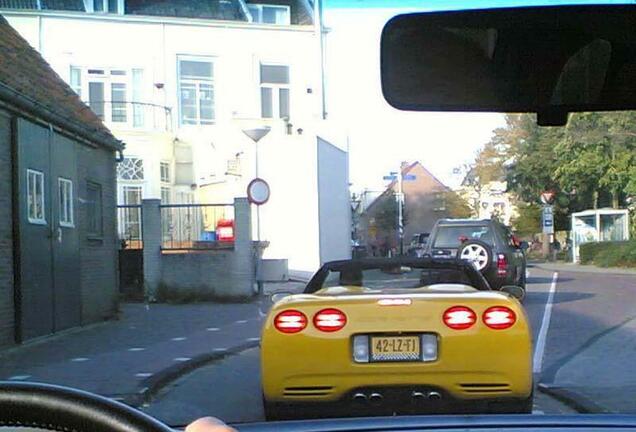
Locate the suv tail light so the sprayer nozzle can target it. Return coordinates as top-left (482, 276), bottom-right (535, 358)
top-left (274, 310), bottom-right (307, 334)
top-left (443, 306), bottom-right (476, 330)
top-left (497, 254), bottom-right (507, 277)
top-left (313, 308), bottom-right (347, 332)
top-left (483, 306), bottom-right (516, 330)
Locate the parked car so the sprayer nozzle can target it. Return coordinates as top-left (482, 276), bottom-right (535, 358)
top-left (407, 232), bottom-right (430, 257)
top-left (425, 219), bottom-right (528, 293)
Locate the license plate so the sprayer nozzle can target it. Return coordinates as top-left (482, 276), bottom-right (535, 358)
top-left (370, 335), bottom-right (420, 362)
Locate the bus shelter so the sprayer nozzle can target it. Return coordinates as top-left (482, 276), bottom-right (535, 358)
top-left (571, 208), bottom-right (630, 263)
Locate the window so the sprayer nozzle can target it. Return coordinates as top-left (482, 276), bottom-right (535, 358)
top-left (87, 0), bottom-right (123, 14)
top-left (70, 66), bottom-right (82, 97)
top-left (86, 182), bottom-right (102, 237)
top-left (247, 4), bottom-right (291, 25)
top-left (58, 178), bottom-right (74, 227)
top-left (132, 69), bottom-right (144, 127)
top-left (433, 225), bottom-right (495, 248)
top-left (161, 186), bottom-right (171, 204)
top-left (433, 192), bottom-right (446, 211)
top-left (88, 81), bottom-right (105, 120)
top-left (160, 161), bottom-right (171, 183)
top-left (111, 83), bottom-right (127, 122)
top-left (178, 58), bottom-right (215, 126)
top-left (27, 169), bottom-right (46, 224)
top-left (260, 64), bottom-right (290, 119)
top-left (117, 157), bottom-right (144, 180)
top-left (86, 69), bottom-right (135, 124)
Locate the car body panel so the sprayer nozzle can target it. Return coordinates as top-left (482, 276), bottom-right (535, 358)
top-left (261, 284), bottom-right (532, 405)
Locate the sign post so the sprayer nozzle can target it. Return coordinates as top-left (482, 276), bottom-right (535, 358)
top-left (384, 169), bottom-right (416, 255)
top-left (247, 178), bottom-right (271, 296)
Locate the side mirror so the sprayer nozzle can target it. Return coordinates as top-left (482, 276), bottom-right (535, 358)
top-left (270, 291), bottom-right (293, 304)
top-left (501, 285), bottom-right (525, 301)
top-left (519, 241), bottom-right (529, 251)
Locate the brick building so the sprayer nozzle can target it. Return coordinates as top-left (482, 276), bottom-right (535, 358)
top-left (0, 16), bottom-right (122, 347)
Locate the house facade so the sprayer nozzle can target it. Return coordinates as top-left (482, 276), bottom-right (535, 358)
top-left (359, 162), bottom-right (469, 254)
top-left (0, 15), bottom-right (121, 347)
top-left (1, 0), bottom-right (350, 271)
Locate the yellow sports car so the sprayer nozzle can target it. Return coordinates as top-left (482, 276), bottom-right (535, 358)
top-left (261, 257), bottom-right (532, 420)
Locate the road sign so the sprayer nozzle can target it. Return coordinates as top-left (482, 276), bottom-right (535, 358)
top-left (402, 174), bottom-right (416, 181)
top-left (541, 191), bottom-right (556, 205)
top-left (247, 178), bottom-right (270, 205)
top-left (542, 206), bottom-right (554, 234)
top-left (383, 175), bottom-right (397, 181)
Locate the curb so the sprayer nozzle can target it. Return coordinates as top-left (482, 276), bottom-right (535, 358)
top-left (537, 383), bottom-right (611, 414)
top-left (125, 340), bottom-right (260, 407)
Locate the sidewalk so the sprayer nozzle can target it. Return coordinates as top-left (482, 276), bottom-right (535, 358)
top-left (0, 280), bottom-right (304, 406)
top-left (532, 261), bottom-right (636, 276)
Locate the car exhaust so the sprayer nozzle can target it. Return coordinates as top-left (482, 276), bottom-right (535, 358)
top-left (352, 393), bottom-right (368, 404)
top-left (427, 391), bottom-right (442, 400)
top-left (411, 391), bottom-right (426, 403)
top-left (368, 393), bottom-right (383, 405)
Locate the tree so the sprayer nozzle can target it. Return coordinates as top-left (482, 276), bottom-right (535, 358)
top-left (373, 193), bottom-right (407, 233)
top-left (444, 191), bottom-right (472, 219)
top-left (510, 202), bottom-right (542, 237)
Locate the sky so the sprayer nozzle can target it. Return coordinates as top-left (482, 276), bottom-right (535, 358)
top-left (322, 0), bottom-right (635, 192)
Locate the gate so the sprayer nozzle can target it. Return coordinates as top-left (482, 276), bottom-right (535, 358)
top-left (117, 205), bottom-right (144, 300)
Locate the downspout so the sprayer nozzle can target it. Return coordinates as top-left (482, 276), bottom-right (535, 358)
top-left (314, 0), bottom-right (327, 119)
top-left (10, 115), bottom-right (22, 344)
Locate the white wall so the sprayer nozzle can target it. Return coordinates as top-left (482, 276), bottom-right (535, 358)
top-left (317, 137), bottom-right (351, 264)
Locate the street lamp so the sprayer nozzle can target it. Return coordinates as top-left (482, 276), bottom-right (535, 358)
top-left (242, 126), bottom-right (271, 295)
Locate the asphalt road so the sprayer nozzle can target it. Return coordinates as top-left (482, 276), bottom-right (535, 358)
top-left (142, 265), bottom-right (636, 426)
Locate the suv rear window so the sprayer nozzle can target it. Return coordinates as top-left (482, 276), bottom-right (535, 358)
top-left (433, 225), bottom-right (494, 248)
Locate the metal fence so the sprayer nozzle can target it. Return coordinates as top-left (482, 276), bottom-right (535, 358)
top-left (89, 101), bottom-right (173, 132)
top-left (117, 205), bottom-right (143, 249)
top-left (160, 203), bottom-right (235, 250)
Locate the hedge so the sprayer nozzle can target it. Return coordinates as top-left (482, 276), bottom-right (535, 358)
top-left (579, 241), bottom-right (636, 268)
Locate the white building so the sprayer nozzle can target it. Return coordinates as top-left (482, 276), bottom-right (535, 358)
top-left (1, 0), bottom-right (350, 271)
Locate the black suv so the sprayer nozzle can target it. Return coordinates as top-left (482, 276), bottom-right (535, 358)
top-left (425, 219), bottom-right (528, 291)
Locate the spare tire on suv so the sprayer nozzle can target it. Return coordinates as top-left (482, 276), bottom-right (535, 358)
top-left (457, 240), bottom-right (493, 274)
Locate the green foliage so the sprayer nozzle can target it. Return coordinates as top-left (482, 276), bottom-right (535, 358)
top-left (444, 191), bottom-right (472, 219)
top-left (510, 202), bottom-right (542, 236)
top-left (373, 194), bottom-right (407, 232)
top-left (579, 241), bottom-right (636, 268)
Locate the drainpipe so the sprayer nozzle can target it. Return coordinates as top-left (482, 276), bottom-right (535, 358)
top-left (10, 115), bottom-right (22, 344)
top-left (314, 0), bottom-right (327, 119)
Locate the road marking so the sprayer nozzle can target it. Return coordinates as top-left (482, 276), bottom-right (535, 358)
top-left (206, 327), bottom-right (220, 332)
top-left (246, 337), bottom-right (260, 342)
top-left (213, 348), bottom-right (227, 352)
top-left (8, 375), bottom-right (31, 381)
top-left (171, 337), bottom-right (187, 341)
top-left (173, 357), bottom-right (191, 362)
top-left (128, 347), bottom-right (145, 352)
top-left (71, 357), bottom-right (89, 362)
top-left (533, 272), bottom-right (559, 373)
top-left (135, 372), bottom-right (153, 378)
top-left (235, 320), bottom-right (248, 324)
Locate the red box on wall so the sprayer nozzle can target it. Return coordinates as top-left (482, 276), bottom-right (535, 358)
top-left (216, 219), bottom-right (235, 242)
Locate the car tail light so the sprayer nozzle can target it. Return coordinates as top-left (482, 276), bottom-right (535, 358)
top-left (483, 306), bottom-right (516, 330)
top-left (274, 310), bottom-right (307, 334)
top-left (443, 306), bottom-right (476, 330)
top-left (497, 254), bottom-right (507, 276)
top-left (313, 308), bottom-right (347, 332)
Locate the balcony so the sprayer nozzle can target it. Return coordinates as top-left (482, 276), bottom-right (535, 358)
top-left (89, 100), bottom-right (173, 133)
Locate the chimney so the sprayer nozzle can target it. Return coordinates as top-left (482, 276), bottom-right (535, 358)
top-left (400, 161), bottom-right (410, 172)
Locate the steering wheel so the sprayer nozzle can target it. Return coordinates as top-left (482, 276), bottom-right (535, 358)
top-left (0, 381), bottom-right (173, 432)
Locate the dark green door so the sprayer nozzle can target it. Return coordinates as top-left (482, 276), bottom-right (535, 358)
top-left (17, 119), bottom-right (81, 340)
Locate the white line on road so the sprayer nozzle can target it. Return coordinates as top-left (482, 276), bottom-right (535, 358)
top-left (128, 347), bottom-right (145, 352)
top-left (8, 375), bottom-right (31, 381)
top-left (135, 372), bottom-right (153, 378)
top-left (173, 357), bottom-right (191, 362)
top-left (246, 337), bottom-right (260, 342)
top-left (171, 337), bottom-right (187, 341)
top-left (206, 327), bottom-right (220, 332)
top-left (70, 357), bottom-right (89, 362)
top-left (235, 320), bottom-right (248, 324)
top-left (533, 272), bottom-right (559, 374)
top-left (213, 348), bottom-right (227, 352)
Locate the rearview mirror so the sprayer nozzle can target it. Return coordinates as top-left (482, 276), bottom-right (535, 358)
top-left (501, 285), bottom-right (525, 301)
top-left (381, 5), bottom-right (636, 126)
top-left (270, 291), bottom-right (293, 304)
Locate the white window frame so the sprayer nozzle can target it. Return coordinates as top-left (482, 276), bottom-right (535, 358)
top-left (70, 66), bottom-right (82, 97)
top-left (260, 63), bottom-right (290, 120)
top-left (58, 178), bottom-right (74, 228)
top-left (160, 161), bottom-right (171, 184)
top-left (117, 156), bottom-right (145, 181)
top-left (177, 55), bottom-right (216, 127)
top-left (84, 0), bottom-right (124, 14)
top-left (161, 186), bottom-right (171, 204)
top-left (27, 169), bottom-right (46, 225)
top-left (247, 4), bottom-right (291, 25)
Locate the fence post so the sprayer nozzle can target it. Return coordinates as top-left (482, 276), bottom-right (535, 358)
top-left (142, 199), bottom-right (162, 300)
top-left (230, 197), bottom-right (255, 297)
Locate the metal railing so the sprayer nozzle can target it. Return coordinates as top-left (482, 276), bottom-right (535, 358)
top-left (160, 203), bottom-right (235, 250)
top-left (88, 101), bottom-right (173, 132)
top-left (117, 205), bottom-right (143, 249)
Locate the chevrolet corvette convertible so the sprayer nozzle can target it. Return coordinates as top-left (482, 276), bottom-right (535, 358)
top-left (261, 257), bottom-right (533, 420)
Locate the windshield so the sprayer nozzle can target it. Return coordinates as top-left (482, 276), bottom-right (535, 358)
top-left (433, 225), bottom-right (495, 248)
top-left (0, 0), bottom-right (635, 428)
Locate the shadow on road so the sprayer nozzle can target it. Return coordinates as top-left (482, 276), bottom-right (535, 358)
top-left (526, 291), bottom-right (595, 305)
top-left (527, 276), bottom-right (573, 284)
